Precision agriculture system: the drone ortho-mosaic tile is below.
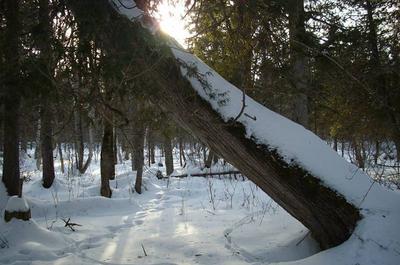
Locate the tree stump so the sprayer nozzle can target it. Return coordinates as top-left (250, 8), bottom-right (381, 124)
top-left (4, 196), bottom-right (31, 222)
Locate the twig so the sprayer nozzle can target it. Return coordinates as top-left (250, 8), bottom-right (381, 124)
top-left (141, 243), bottom-right (148, 256)
top-left (61, 218), bottom-right (82, 232)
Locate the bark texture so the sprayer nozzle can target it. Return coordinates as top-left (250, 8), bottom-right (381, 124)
top-left (288, 0), bottom-right (309, 128)
top-left (40, 100), bottom-right (55, 188)
top-left (2, 0), bottom-right (21, 197)
top-left (100, 119), bottom-right (114, 198)
top-left (38, 0), bottom-right (55, 188)
top-left (163, 135), bottom-right (174, 176)
top-left (133, 125), bottom-right (145, 194)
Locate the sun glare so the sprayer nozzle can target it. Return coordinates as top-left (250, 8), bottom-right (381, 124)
top-left (156, 1), bottom-right (190, 47)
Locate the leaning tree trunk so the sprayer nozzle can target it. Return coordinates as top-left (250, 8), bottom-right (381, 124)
top-left (67, 0), bottom-right (361, 249)
top-left (100, 119), bottom-right (114, 198)
top-left (2, 0), bottom-right (21, 197)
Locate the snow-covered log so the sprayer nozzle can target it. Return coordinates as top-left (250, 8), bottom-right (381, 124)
top-left (67, 0), bottom-right (400, 250)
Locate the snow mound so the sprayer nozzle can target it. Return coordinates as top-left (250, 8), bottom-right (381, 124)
top-left (5, 196), bottom-right (30, 212)
top-left (0, 219), bottom-right (71, 264)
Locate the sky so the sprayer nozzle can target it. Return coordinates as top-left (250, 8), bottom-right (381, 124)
top-left (155, 1), bottom-right (191, 47)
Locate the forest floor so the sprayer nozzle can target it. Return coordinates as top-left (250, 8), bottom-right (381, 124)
top-left (0, 150), bottom-right (320, 265)
top-left (0, 149), bottom-right (399, 265)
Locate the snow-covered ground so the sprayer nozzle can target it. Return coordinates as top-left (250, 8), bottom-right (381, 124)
top-left (1, 147), bottom-right (400, 264)
top-left (0, 150), bottom-right (322, 265)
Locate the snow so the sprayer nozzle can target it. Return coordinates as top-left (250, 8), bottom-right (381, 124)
top-left (5, 196), bottom-right (30, 212)
top-left (0, 182), bottom-right (7, 213)
top-left (0, 150), bottom-right (321, 264)
top-left (106, 1), bottom-right (400, 264)
top-left (0, 147), bottom-right (398, 264)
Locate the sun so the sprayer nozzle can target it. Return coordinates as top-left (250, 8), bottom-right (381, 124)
top-left (155, 1), bottom-right (190, 47)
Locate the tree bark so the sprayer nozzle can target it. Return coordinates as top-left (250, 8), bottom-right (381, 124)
top-left (2, 95), bottom-right (21, 196)
top-left (73, 109), bottom-right (84, 171)
top-left (2, 0), bottom-right (21, 197)
top-left (179, 138), bottom-right (185, 167)
top-left (38, 0), bottom-right (55, 189)
top-left (204, 149), bottom-right (214, 169)
top-left (58, 143), bottom-right (65, 174)
top-left (288, 0), bottom-right (309, 128)
top-left (40, 99), bottom-right (55, 188)
top-left (133, 126), bottom-right (145, 194)
top-left (100, 119), bottom-right (114, 197)
top-left (80, 121), bottom-right (94, 173)
top-left (163, 135), bottom-right (174, 176)
top-left (35, 119), bottom-right (42, 170)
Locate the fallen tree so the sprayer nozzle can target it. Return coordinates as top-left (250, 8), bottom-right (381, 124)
top-left (66, 0), bottom-right (396, 250)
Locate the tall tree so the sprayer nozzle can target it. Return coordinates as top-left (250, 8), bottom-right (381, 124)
top-left (100, 117), bottom-right (114, 197)
top-left (2, 0), bottom-right (22, 196)
top-left (37, 0), bottom-right (55, 188)
top-left (287, 0), bottom-right (309, 128)
top-left (133, 125), bottom-right (145, 194)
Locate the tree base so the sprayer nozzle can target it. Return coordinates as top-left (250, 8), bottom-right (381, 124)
top-left (100, 187), bottom-right (112, 198)
top-left (4, 209), bottom-right (31, 222)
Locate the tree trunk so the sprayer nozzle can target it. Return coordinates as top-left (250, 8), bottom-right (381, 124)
top-left (80, 122), bottom-right (93, 174)
top-left (2, 96), bottom-right (21, 197)
top-left (73, 110), bottom-right (85, 171)
top-left (204, 150), bottom-right (214, 169)
top-left (113, 128), bottom-right (118, 165)
top-left (35, 120), bottom-right (42, 170)
top-left (147, 129), bottom-right (156, 165)
top-left (288, 0), bottom-right (309, 128)
top-left (58, 143), bottom-right (65, 174)
top-left (179, 138), bottom-right (185, 167)
top-left (2, 0), bottom-right (21, 197)
top-left (100, 119), bottom-right (114, 197)
top-left (133, 126), bottom-right (145, 194)
top-left (37, 0), bottom-right (55, 189)
top-left (163, 135), bottom-right (174, 176)
top-left (67, 0), bottom-right (361, 249)
top-left (40, 99), bottom-right (55, 188)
